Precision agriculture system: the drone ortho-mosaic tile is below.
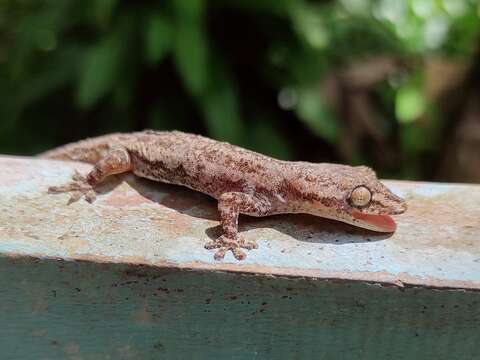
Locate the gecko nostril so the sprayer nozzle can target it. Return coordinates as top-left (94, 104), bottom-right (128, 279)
top-left (393, 202), bottom-right (407, 214)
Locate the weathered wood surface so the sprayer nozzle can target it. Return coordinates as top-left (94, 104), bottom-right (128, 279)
top-left (0, 156), bottom-right (479, 359)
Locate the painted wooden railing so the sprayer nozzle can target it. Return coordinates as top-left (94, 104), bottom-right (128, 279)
top-left (0, 156), bottom-right (479, 359)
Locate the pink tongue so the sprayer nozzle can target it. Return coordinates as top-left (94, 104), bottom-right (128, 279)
top-left (352, 211), bottom-right (397, 232)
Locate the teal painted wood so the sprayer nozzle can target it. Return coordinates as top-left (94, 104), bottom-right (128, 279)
top-left (1, 156), bottom-right (480, 359)
top-left (0, 257), bottom-right (479, 360)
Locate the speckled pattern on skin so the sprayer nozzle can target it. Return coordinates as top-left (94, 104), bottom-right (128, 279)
top-left (41, 130), bottom-right (407, 260)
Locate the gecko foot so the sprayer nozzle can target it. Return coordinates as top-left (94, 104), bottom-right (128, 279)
top-left (205, 236), bottom-right (258, 261)
top-left (48, 170), bottom-right (97, 204)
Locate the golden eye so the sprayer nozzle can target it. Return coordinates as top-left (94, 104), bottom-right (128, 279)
top-left (350, 186), bottom-right (371, 207)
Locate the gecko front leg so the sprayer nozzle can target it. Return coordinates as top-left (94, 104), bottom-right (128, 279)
top-left (48, 146), bottom-right (132, 204)
top-left (205, 192), bottom-right (271, 261)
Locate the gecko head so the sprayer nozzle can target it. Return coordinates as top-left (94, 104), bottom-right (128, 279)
top-left (293, 164), bottom-right (407, 232)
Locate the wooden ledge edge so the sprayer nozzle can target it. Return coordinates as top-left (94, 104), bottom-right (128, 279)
top-left (2, 252), bottom-right (478, 293)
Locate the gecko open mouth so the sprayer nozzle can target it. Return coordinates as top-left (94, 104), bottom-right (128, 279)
top-left (352, 211), bottom-right (397, 232)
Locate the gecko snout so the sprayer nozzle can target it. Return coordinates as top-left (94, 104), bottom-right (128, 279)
top-left (379, 194), bottom-right (407, 216)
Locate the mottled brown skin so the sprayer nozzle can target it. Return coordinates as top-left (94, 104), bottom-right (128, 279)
top-left (41, 130), bottom-right (407, 260)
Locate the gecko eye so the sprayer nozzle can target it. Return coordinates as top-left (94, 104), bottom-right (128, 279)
top-left (350, 186), bottom-right (371, 207)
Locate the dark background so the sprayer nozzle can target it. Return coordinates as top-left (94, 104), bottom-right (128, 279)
top-left (1, 0), bottom-right (479, 182)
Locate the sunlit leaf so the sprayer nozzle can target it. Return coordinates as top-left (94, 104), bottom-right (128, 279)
top-left (291, 2), bottom-right (330, 50)
top-left (144, 13), bottom-right (171, 65)
top-left (395, 85), bottom-right (426, 123)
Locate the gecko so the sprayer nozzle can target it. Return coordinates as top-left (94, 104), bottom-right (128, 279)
top-left (41, 130), bottom-right (407, 260)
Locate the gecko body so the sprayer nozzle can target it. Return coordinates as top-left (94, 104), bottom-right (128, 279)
top-left (41, 130), bottom-right (407, 260)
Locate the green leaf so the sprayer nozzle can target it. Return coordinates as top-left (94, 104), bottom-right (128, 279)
top-left (76, 35), bottom-right (121, 108)
top-left (395, 85), bottom-right (426, 123)
top-left (295, 88), bottom-right (341, 144)
top-left (172, 0), bottom-right (208, 96)
top-left (144, 13), bottom-right (171, 65)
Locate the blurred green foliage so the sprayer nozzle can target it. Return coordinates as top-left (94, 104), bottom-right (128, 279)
top-left (0, 0), bottom-right (479, 180)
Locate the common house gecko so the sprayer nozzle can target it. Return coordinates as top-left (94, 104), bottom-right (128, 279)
top-left (41, 130), bottom-right (407, 260)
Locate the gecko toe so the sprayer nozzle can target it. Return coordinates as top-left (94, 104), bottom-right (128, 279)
top-left (48, 185), bottom-right (71, 193)
top-left (85, 190), bottom-right (97, 203)
top-left (232, 248), bottom-right (247, 260)
top-left (214, 248), bottom-right (227, 260)
top-left (204, 241), bottom-right (221, 250)
top-left (67, 191), bottom-right (83, 205)
top-left (206, 235), bottom-right (254, 261)
top-left (240, 239), bottom-right (258, 250)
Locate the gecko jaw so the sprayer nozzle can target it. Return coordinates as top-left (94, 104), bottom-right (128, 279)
top-left (351, 211), bottom-right (397, 232)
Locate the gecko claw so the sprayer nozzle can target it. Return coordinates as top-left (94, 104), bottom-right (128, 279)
top-left (205, 235), bottom-right (254, 260)
top-left (231, 248), bottom-right (247, 260)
